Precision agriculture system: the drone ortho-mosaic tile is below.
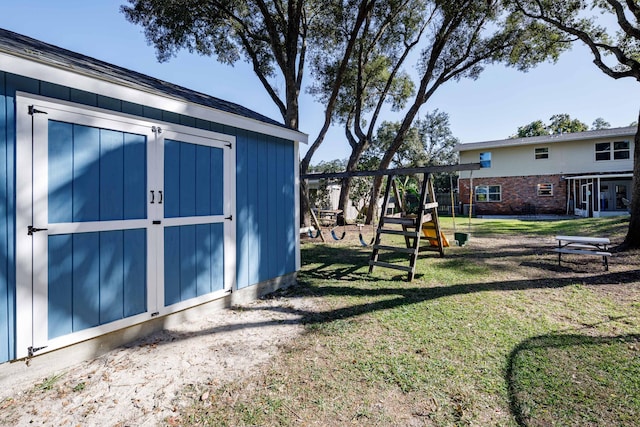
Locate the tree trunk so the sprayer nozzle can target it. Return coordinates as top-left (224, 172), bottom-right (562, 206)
top-left (622, 115), bottom-right (640, 249)
top-left (300, 176), bottom-right (310, 227)
top-left (337, 142), bottom-right (368, 222)
top-left (366, 175), bottom-right (385, 224)
top-left (365, 103), bottom-right (421, 224)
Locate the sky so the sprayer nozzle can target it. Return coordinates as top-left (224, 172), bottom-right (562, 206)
top-left (2, 1), bottom-right (639, 164)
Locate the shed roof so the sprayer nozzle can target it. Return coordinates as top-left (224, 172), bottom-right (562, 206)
top-left (456, 126), bottom-right (637, 152)
top-left (0, 28), bottom-right (302, 138)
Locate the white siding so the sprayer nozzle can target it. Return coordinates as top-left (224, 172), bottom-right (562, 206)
top-left (459, 137), bottom-right (634, 178)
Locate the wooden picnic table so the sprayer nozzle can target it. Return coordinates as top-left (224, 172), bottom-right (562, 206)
top-left (313, 209), bottom-right (342, 226)
top-left (553, 235), bottom-right (611, 271)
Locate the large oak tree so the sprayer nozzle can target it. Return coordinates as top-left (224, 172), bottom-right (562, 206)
top-left (122, 0), bottom-right (374, 225)
top-left (363, 0), bottom-right (569, 223)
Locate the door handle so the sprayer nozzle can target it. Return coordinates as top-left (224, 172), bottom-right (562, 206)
top-left (150, 190), bottom-right (155, 204)
top-left (158, 190), bottom-right (163, 204)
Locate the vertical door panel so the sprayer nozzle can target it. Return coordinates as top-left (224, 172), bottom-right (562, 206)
top-left (71, 232), bottom-right (101, 332)
top-left (161, 134), bottom-right (230, 309)
top-left (48, 121), bottom-right (74, 224)
top-left (72, 125), bottom-right (100, 222)
top-left (47, 234), bottom-right (73, 339)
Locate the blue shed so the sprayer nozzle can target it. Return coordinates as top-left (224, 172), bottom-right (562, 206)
top-left (0, 29), bottom-right (306, 364)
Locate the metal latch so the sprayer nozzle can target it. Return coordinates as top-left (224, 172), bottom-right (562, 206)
top-left (28, 345), bottom-right (47, 357)
top-left (28, 106), bottom-right (48, 115)
top-left (28, 225), bottom-right (48, 235)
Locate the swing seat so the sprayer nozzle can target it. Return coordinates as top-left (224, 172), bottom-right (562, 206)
top-left (421, 221), bottom-right (449, 247)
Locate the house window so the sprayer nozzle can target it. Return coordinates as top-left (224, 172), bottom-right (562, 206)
top-left (614, 141), bottom-right (630, 159)
top-left (480, 152), bottom-right (492, 168)
top-left (535, 147), bottom-right (549, 159)
top-left (595, 141), bottom-right (630, 161)
top-left (537, 183), bottom-right (553, 196)
top-left (595, 142), bottom-right (611, 160)
top-left (475, 185), bottom-right (501, 202)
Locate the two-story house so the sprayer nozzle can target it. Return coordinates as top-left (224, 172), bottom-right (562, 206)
top-left (456, 126), bottom-right (635, 217)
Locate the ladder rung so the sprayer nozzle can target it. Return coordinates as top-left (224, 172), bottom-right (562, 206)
top-left (373, 245), bottom-right (416, 253)
top-left (379, 229), bottom-right (420, 237)
top-left (382, 217), bottom-right (417, 226)
top-left (368, 261), bottom-right (413, 272)
top-left (424, 202), bottom-right (438, 210)
top-left (418, 246), bottom-right (441, 253)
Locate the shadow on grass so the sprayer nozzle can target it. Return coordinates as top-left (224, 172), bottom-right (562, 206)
top-left (145, 242), bottom-right (639, 350)
top-left (507, 333), bottom-right (640, 426)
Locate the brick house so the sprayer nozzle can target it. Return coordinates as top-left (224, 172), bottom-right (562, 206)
top-left (456, 126), bottom-right (635, 217)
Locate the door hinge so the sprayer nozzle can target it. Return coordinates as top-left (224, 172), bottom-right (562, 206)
top-left (28, 225), bottom-right (48, 235)
top-left (152, 126), bottom-right (162, 134)
top-left (225, 142), bottom-right (232, 149)
top-left (225, 215), bottom-right (233, 221)
top-left (28, 345), bottom-right (47, 357)
top-left (28, 105), bottom-right (48, 115)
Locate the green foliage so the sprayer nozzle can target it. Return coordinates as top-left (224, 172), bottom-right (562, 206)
top-left (307, 0), bottom-right (425, 126)
top-left (366, 110), bottom-right (459, 170)
top-left (121, 0), bottom-right (307, 127)
top-left (592, 117), bottom-right (611, 130)
top-left (513, 114), bottom-right (590, 138)
top-left (548, 113), bottom-right (589, 134)
top-left (514, 119), bottom-right (549, 138)
top-left (308, 159), bottom-right (346, 209)
top-left (36, 373), bottom-right (65, 392)
top-left (509, 0), bottom-right (640, 81)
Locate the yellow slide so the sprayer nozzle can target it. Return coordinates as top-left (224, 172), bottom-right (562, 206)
top-left (421, 221), bottom-right (449, 247)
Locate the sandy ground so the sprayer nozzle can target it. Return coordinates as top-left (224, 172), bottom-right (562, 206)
top-left (0, 295), bottom-right (317, 426)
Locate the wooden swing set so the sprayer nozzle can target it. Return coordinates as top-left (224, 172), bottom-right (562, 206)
top-left (302, 163), bottom-right (480, 281)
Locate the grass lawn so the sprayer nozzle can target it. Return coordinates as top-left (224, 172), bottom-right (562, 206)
top-left (179, 217), bottom-right (640, 426)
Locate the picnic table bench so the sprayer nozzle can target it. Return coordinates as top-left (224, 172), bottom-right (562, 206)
top-left (553, 235), bottom-right (611, 271)
top-left (313, 209), bottom-right (342, 226)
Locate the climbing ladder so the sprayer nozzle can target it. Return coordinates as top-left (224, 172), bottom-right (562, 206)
top-left (368, 173), bottom-right (444, 281)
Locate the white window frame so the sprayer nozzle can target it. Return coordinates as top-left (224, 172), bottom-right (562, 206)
top-left (479, 152), bottom-right (492, 168)
top-left (475, 185), bottom-right (501, 202)
top-left (537, 183), bottom-right (553, 196)
top-left (595, 140), bottom-right (630, 161)
top-left (534, 147), bottom-right (549, 160)
top-left (595, 142), bottom-right (611, 161)
top-left (613, 140), bottom-right (630, 160)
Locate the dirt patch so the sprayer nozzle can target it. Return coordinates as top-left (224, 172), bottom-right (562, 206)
top-left (0, 296), bottom-right (319, 426)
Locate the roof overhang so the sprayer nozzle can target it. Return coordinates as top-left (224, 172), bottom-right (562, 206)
top-left (0, 49), bottom-right (308, 144)
top-left (563, 172), bottom-right (633, 180)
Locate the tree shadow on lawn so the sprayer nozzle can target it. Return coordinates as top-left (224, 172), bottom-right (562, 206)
top-left (288, 267), bottom-right (640, 326)
top-left (506, 332), bottom-right (640, 427)
top-left (147, 243), bottom-right (639, 345)
top-left (301, 241), bottom-right (625, 282)
top-left (132, 245), bottom-right (639, 424)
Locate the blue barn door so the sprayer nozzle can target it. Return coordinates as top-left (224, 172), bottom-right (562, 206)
top-left (15, 96), bottom-right (235, 359)
top-left (155, 130), bottom-right (235, 315)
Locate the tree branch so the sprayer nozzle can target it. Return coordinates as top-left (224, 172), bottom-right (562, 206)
top-left (605, 0), bottom-right (640, 40)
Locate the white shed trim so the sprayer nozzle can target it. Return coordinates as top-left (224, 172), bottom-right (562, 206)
top-left (1, 51), bottom-right (308, 144)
